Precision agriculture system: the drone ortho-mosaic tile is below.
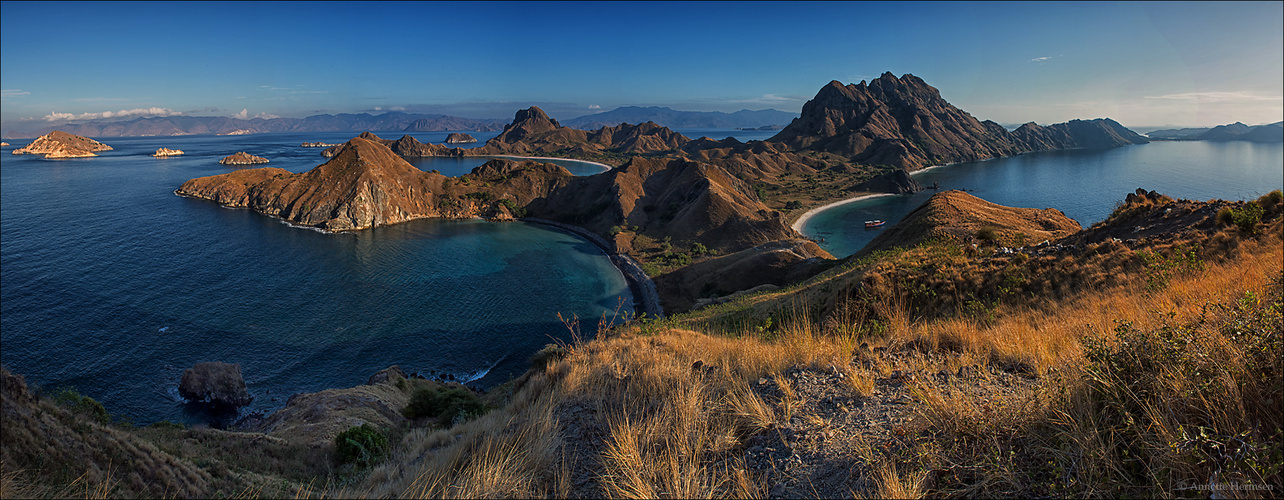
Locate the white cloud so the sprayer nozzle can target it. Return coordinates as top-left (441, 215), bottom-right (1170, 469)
top-left (2, 89), bottom-right (31, 98)
top-left (43, 107), bottom-right (183, 122)
top-left (234, 109), bottom-right (249, 119)
top-left (1144, 91), bottom-right (1282, 102)
top-left (253, 112), bottom-right (280, 120)
top-left (588, 104), bottom-right (601, 109)
top-left (1030, 56), bottom-right (1052, 63)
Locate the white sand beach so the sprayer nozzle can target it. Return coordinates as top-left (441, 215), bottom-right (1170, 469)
top-left (490, 155), bottom-right (613, 172)
top-left (790, 193), bottom-right (897, 233)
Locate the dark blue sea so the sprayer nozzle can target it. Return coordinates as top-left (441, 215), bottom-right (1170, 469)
top-left (0, 131), bottom-right (632, 425)
top-left (800, 141), bottom-right (1284, 257)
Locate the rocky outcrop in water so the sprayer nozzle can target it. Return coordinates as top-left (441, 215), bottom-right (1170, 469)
top-left (178, 362), bottom-right (252, 408)
top-left (218, 129), bottom-right (255, 136)
top-left (12, 131), bottom-right (113, 158)
top-left (219, 152), bottom-right (269, 165)
top-left (444, 133), bottom-right (477, 144)
top-left (153, 147), bottom-right (184, 157)
top-left (300, 142), bottom-right (340, 147)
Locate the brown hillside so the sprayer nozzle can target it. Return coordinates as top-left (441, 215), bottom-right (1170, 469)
top-left (861, 189), bottom-right (1081, 255)
top-left (769, 73), bottom-right (1147, 171)
top-left (181, 136), bottom-right (450, 230)
top-left (654, 239), bottom-right (834, 313)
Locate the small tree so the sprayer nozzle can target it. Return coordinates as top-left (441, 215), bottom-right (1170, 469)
top-left (334, 424), bottom-right (389, 468)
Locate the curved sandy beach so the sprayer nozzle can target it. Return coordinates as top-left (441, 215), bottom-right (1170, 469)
top-left (489, 154), bottom-right (613, 172)
top-left (790, 193), bottom-right (898, 233)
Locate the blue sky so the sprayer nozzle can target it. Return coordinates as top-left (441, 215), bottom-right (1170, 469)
top-left (2, 1), bottom-right (1281, 131)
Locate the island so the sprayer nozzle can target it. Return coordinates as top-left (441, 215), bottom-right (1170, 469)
top-left (152, 147), bottom-right (184, 157)
top-left (11, 130), bottom-right (113, 158)
top-left (301, 142), bottom-right (341, 147)
top-left (218, 129), bottom-right (255, 136)
top-left (444, 133), bottom-right (477, 144)
top-left (218, 152), bottom-right (269, 165)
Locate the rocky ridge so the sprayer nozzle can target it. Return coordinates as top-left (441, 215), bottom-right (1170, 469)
top-left (11, 130), bottom-right (113, 158)
top-left (769, 73), bottom-right (1148, 170)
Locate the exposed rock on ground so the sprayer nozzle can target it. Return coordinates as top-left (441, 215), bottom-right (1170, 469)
top-left (153, 147), bottom-right (184, 157)
top-left (12, 130), bottom-right (113, 158)
top-left (246, 366), bottom-right (425, 447)
top-left (178, 362), bottom-right (252, 408)
top-left (218, 151), bottom-right (269, 165)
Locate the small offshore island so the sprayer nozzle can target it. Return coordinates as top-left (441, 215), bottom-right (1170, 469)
top-left (218, 152), bottom-right (269, 165)
top-left (11, 130), bottom-right (113, 158)
top-left (152, 147), bottom-right (184, 157)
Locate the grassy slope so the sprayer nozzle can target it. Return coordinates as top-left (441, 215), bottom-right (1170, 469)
top-left (3, 191), bottom-right (1280, 498)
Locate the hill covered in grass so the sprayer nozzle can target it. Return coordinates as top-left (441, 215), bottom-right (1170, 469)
top-left (5, 188), bottom-right (1280, 498)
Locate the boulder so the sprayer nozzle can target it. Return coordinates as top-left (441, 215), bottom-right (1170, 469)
top-left (366, 366), bottom-right (406, 385)
top-left (178, 362), bottom-right (252, 408)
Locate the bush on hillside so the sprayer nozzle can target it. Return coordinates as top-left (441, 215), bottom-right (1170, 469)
top-left (334, 424), bottom-right (389, 468)
top-left (402, 386), bottom-right (488, 426)
top-left (51, 387), bottom-right (110, 425)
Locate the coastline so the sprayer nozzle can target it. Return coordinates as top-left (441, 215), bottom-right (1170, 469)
top-left (790, 193), bottom-right (898, 233)
top-left (521, 217), bottom-right (664, 319)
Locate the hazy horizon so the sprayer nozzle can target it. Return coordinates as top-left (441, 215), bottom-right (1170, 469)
top-left (2, 1), bottom-right (1281, 134)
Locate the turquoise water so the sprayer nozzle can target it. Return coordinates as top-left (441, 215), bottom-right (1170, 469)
top-left (801, 141), bottom-right (1284, 257)
top-left (0, 132), bottom-right (631, 425)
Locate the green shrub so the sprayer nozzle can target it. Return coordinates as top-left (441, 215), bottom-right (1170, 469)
top-left (498, 198), bottom-right (527, 217)
top-left (402, 386), bottom-right (487, 426)
top-left (1231, 203), bottom-right (1264, 235)
top-left (975, 226), bottom-right (998, 242)
top-left (784, 200), bottom-right (803, 210)
top-left (148, 420), bottom-right (186, 430)
top-left (52, 387), bottom-right (109, 425)
top-left (334, 424), bottom-right (389, 468)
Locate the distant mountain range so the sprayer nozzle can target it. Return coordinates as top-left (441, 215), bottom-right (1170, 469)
top-left (2, 112), bottom-right (509, 140)
top-left (561, 106), bottom-right (798, 131)
top-left (1145, 121), bottom-right (1283, 142)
